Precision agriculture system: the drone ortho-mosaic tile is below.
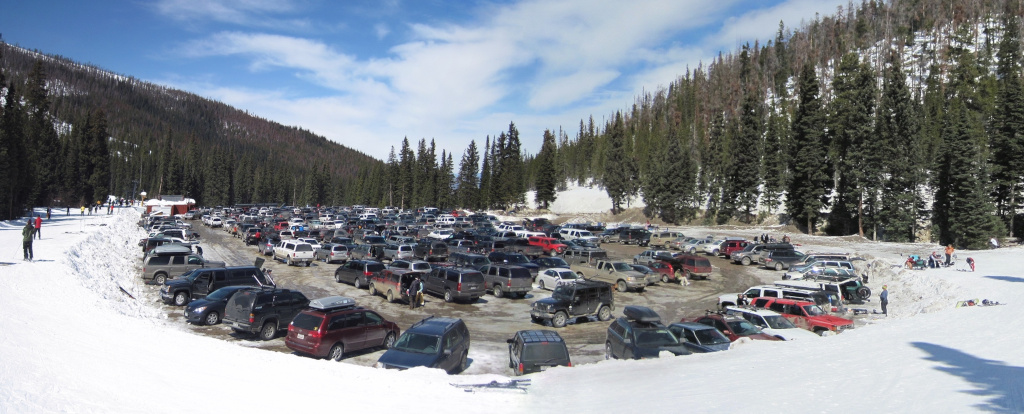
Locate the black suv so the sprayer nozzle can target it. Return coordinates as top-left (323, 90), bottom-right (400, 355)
top-left (376, 316), bottom-right (471, 374)
top-left (619, 229), bottom-right (651, 246)
top-left (486, 251), bottom-right (540, 275)
top-left (479, 264), bottom-right (533, 299)
top-left (421, 266), bottom-right (486, 303)
top-left (334, 260), bottom-right (386, 289)
top-left (449, 252), bottom-right (491, 270)
top-left (224, 288), bottom-right (310, 340)
top-left (530, 280), bottom-right (614, 328)
top-left (507, 330), bottom-right (571, 376)
top-left (160, 266), bottom-right (272, 306)
top-left (606, 306), bottom-right (691, 359)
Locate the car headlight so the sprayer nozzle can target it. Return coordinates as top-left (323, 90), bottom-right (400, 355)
top-left (192, 306), bottom-right (207, 313)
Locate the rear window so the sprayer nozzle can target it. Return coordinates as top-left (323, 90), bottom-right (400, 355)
top-left (461, 272), bottom-right (485, 283)
top-left (291, 313), bottom-right (324, 331)
top-left (522, 342), bottom-right (569, 361)
top-left (229, 290), bottom-right (259, 309)
top-left (694, 258), bottom-right (711, 267)
top-left (296, 244), bottom-right (313, 252)
top-left (509, 268), bottom-right (532, 279)
top-left (366, 263), bottom-right (386, 272)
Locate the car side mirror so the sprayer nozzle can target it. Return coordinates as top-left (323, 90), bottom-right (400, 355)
top-left (443, 348), bottom-right (453, 356)
top-left (623, 338), bottom-right (631, 344)
top-left (506, 339), bottom-right (514, 344)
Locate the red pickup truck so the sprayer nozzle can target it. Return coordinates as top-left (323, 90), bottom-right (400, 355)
top-left (750, 297), bottom-right (854, 336)
top-left (528, 236), bottom-right (567, 256)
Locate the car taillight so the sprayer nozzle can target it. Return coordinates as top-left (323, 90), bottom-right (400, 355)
top-left (364, 271), bottom-right (373, 276)
top-left (518, 363), bottom-right (523, 374)
top-left (309, 330), bottom-right (322, 338)
top-left (507, 280), bottom-right (512, 287)
top-left (249, 313), bottom-right (255, 323)
top-left (567, 362), bottom-right (573, 367)
top-left (457, 282), bottom-right (463, 292)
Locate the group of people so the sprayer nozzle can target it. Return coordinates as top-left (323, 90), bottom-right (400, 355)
top-left (407, 276), bottom-right (424, 309)
top-left (22, 216), bottom-right (41, 261)
top-left (756, 233), bottom-right (791, 243)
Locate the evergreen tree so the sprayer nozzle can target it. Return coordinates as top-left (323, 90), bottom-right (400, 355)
top-left (786, 63), bottom-right (829, 233)
top-left (534, 129), bottom-right (558, 209)
top-left (876, 55), bottom-right (922, 242)
top-left (479, 136), bottom-right (492, 209)
top-left (398, 137), bottom-right (414, 209)
top-left (24, 61), bottom-right (61, 207)
top-left (762, 100), bottom-right (789, 213)
top-left (86, 110), bottom-right (111, 204)
top-left (724, 50), bottom-right (764, 223)
top-left (456, 140), bottom-right (480, 208)
top-left (604, 112), bottom-right (633, 214)
top-left (826, 53), bottom-right (876, 236)
top-left (991, 7), bottom-right (1024, 237)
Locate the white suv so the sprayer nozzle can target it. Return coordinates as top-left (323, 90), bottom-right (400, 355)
top-left (724, 307), bottom-right (820, 340)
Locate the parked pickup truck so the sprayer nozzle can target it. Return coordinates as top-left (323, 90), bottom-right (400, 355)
top-left (504, 237), bottom-right (544, 259)
top-left (274, 240), bottom-right (315, 266)
top-left (527, 236), bottom-right (567, 256)
top-left (749, 297), bottom-right (855, 336)
top-left (570, 259), bottom-right (647, 293)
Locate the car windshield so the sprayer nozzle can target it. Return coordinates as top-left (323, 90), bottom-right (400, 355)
top-left (206, 287), bottom-right (242, 301)
top-left (803, 305), bottom-right (826, 316)
top-left (763, 315), bottom-right (797, 329)
top-left (612, 262), bottom-right (633, 271)
top-left (392, 332), bottom-right (441, 354)
top-left (556, 270), bottom-right (578, 280)
top-left (631, 265), bottom-right (652, 274)
top-left (551, 285), bottom-right (573, 300)
top-left (726, 319), bottom-right (762, 336)
top-left (634, 328), bottom-right (679, 347)
top-left (545, 258), bottom-right (569, 267)
top-left (506, 254), bottom-right (529, 264)
top-left (693, 328), bottom-right (731, 345)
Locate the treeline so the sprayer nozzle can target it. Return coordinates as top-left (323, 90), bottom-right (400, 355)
top-left (520, 0), bottom-right (1024, 249)
top-left (0, 42), bottom-right (381, 220)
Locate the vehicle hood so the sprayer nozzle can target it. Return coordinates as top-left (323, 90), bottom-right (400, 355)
top-left (532, 297), bottom-right (564, 308)
top-left (741, 333), bottom-right (784, 341)
top-left (763, 327), bottom-right (821, 340)
top-left (810, 314), bottom-right (855, 326)
top-left (635, 345), bottom-right (692, 358)
top-left (163, 279), bottom-right (190, 289)
top-left (185, 297), bottom-right (221, 310)
top-left (376, 349), bottom-right (441, 370)
top-left (683, 342), bottom-right (731, 353)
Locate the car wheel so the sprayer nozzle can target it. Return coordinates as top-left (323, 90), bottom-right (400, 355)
top-left (633, 258), bottom-right (638, 264)
top-left (713, 249), bottom-right (719, 256)
top-left (538, 280), bottom-right (546, 290)
top-left (493, 285), bottom-right (504, 298)
top-left (154, 272), bottom-right (167, 285)
top-left (597, 305), bottom-right (611, 321)
top-left (616, 280), bottom-right (627, 292)
top-left (287, 257), bottom-right (293, 266)
top-left (661, 274), bottom-right (670, 284)
top-left (857, 286), bottom-right (872, 299)
top-left (386, 290), bottom-right (395, 302)
top-left (689, 248), bottom-right (696, 254)
top-left (173, 291), bottom-right (189, 306)
top-left (368, 283), bottom-right (377, 296)
top-left (305, 261), bottom-right (311, 267)
top-left (458, 351), bottom-right (468, 373)
top-left (775, 262), bottom-right (783, 271)
top-left (204, 311), bottom-right (220, 326)
top-left (552, 311), bottom-right (568, 328)
top-left (605, 342), bottom-right (614, 360)
top-left (353, 278), bottom-right (362, 289)
top-left (329, 343), bottom-right (345, 361)
top-left (383, 332), bottom-right (396, 349)
top-left (259, 322), bottom-right (277, 341)
top-left (742, 257), bottom-right (751, 266)
top-left (334, 272), bottom-right (341, 283)
top-left (444, 290), bottom-right (454, 303)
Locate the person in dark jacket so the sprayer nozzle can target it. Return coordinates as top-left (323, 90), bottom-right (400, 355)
top-left (22, 220), bottom-right (35, 261)
top-left (879, 285), bottom-right (889, 316)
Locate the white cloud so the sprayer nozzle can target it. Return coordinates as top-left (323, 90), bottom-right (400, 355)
top-left (374, 23), bottom-right (390, 40)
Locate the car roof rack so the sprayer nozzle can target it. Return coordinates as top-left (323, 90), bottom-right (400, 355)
top-left (308, 296), bottom-right (357, 311)
top-left (623, 306), bottom-right (662, 323)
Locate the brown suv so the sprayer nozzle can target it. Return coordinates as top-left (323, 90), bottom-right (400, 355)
top-left (286, 296), bottom-right (400, 360)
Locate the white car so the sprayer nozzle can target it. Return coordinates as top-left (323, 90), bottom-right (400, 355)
top-left (681, 239), bottom-right (709, 254)
top-left (703, 240), bottom-right (725, 256)
top-left (209, 217), bottom-right (223, 228)
top-left (297, 237), bottom-right (322, 251)
top-left (427, 229), bottom-right (453, 240)
top-left (535, 268), bottom-right (580, 291)
top-left (725, 307), bottom-right (821, 340)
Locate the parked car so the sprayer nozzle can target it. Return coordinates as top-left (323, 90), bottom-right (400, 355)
top-left (413, 240), bottom-right (449, 261)
top-left (421, 266), bottom-right (486, 303)
top-left (369, 268), bottom-right (423, 303)
top-left (160, 266), bottom-right (273, 306)
top-left (376, 316), bottom-right (471, 374)
top-left (531, 256), bottom-right (570, 272)
top-left (680, 238), bottom-right (710, 254)
top-left (334, 260), bottom-right (386, 289)
top-left (648, 231), bottom-right (683, 248)
top-left (530, 280), bottom-right (614, 328)
top-left (724, 306), bottom-right (821, 340)
top-left (507, 330), bottom-right (572, 376)
top-left (605, 306), bottom-right (691, 359)
top-left (665, 322), bottom-right (731, 353)
top-left (383, 244), bottom-right (416, 261)
top-left (504, 237), bottom-right (544, 258)
top-left (633, 249), bottom-right (671, 265)
top-left (258, 236), bottom-right (280, 256)
top-left (748, 297), bottom-right (855, 336)
top-left (274, 240), bottom-right (315, 267)
top-left (759, 249), bottom-right (807, 271)
top-left (223, 288), bottom-right (309, 340)
top-left (142, 245), bottom-right (225, 285)
top-left (486, 251), bottom-right (540, 276)
top-left (617, 228), bottom-right (651, 246)
top-left (527, 236), bottom-right (568, 256)
top-left (285, 296), bottom-right (400, 360)
top-left (535, 268), bottom-right (579, 291)
top-left (387, 259), bottom-right (432, 272)
top-left (682, 312), bottom-right (783, 342)
top-left (479, 264), bottom-right (533, 299)
top-left (658, 253), bottom-right (713, 281)
top-left (314, 243), bottom-right (352, 264)
top-left (183, 285), bottom-right (254, 326)
top-left (730, 242), bottom-right (794, 266)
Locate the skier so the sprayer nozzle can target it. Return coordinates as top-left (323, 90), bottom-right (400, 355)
top-left (34, 215), bottom-right (42, 239)
top-left (22, 220), bottom-right (35, 261)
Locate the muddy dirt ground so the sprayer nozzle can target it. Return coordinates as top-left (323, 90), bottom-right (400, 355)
top-left (133, 224), bottom-right (806, 375)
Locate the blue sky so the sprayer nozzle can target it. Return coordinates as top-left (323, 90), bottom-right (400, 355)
top-left (0, 0), bottom-right (848, 159)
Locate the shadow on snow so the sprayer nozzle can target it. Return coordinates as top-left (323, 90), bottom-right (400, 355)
top-left (912, 342), bottom-right (1024, 413)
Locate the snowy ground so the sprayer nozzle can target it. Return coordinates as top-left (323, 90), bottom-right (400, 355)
top-left (2, 203), bottom-right (1023, 413)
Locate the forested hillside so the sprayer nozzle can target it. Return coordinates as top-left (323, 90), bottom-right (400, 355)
top-left (526, 0), bottom-right (1024, 249)
top-left (0, 42), bottom-right (381, 219)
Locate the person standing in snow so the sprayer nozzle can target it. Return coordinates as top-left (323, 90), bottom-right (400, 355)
top-left (944, 244), bottom-right (954, 266)
top-left (34, 215), bottom-right (42, 239)
top-left (22, 220), bottom-right (35, 261)
top-left (880, 285), bottom-right (889, 316)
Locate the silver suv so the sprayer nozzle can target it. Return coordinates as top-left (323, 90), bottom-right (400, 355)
top-left (142, 245), bottom-right (224, 284)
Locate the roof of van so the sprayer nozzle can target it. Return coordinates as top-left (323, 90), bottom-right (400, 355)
top-left (149, 244), bottom-right (193, 255)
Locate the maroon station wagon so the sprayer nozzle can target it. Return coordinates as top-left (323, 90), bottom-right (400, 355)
top-left (286, 297), bottom-right (400, 361)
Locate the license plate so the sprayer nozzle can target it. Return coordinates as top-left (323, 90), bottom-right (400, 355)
top-left (297, 334), bottom-right (304, 339)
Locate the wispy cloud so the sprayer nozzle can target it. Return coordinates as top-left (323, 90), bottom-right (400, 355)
top-left (153, 0), bottom-right (313, 30)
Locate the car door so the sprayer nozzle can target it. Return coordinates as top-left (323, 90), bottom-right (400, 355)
top-left (360, 311), bottom-right (388, 349)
